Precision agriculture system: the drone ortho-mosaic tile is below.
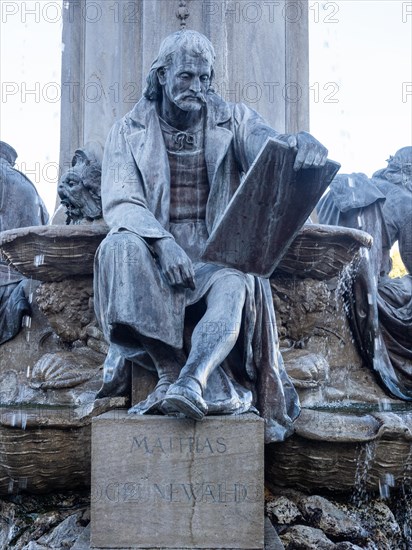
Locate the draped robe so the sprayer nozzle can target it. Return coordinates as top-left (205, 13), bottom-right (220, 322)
top-left (94, 93), bottom-right (300, 442)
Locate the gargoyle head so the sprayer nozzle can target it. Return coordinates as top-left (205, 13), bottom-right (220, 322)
top-left (58, 142), bottom-right (103, 224)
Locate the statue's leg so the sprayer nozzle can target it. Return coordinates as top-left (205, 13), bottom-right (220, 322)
top-left (164, 274), bottom-right (246, 419)
top-left (94, 230), bottom-right (186, 408)
top-left (128, 336), bottom-right (185, 414)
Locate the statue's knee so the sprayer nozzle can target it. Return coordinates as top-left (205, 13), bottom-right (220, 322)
top-left (98, 232), bottom-right (148, 263)
top-left (210, 273), bottom-right (247, 303)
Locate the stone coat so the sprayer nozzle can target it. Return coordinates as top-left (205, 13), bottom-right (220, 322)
top-left (0, 157), bottom-right (49, 344)
top-left (97, 92), bottom-right (300, 441)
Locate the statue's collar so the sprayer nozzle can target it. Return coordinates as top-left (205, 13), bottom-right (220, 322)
top-left (129, 93), bottom-right (231, 128)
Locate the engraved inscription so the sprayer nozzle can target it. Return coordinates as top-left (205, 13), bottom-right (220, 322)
top-left (130, 435), bottom-right (227, 454)
top-left (93, 481), bottom-right (262, 504)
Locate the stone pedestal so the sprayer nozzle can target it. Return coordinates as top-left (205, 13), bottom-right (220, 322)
top-left (91, 412), bottom-right (264, 549)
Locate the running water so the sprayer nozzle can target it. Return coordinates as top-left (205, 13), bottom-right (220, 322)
top-left (378, 398), bottom-right (393, 412)
top-left (392, 444), bottom-right (412, 545)
top-left (34, 254), bottom-right (45, 267)
top-left (7, 478), bottom-right (14, 494)
top-left (379, 472), bottom-right (395, 499)
top-left (351, 441), bottom-right (377, 507)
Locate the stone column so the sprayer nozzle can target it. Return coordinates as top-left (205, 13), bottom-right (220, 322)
top-left (59, 0), bottom-right (309, 169)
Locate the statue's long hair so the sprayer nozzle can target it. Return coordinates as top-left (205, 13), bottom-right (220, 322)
top-left (144, 30), bottom-right (215, 101)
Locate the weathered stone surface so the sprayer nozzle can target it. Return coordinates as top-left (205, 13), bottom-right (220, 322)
top-left (294, 409), bottom-right (382, 443)
top-left (266, 433), bottom-right (412, 493)
top-left (0, 398), bottom-right (126, 496)
top-left (91, 412), bottom-right (264, 549)
top-left (71, 524), bottom-right (91, 550)
top-left (280, 525), bottom-right (335, 549)
top-left (272, 277), bottom-right (334, 344)
top-left (0, 425), bottom-right (91, 495)
top-left (36, 277), bottom-right (96, 343)
top-left (264, 517), bottom-right (285, 550)
top-left (266, 495), bottom-right (302, 525)
top-left (30, 511), bottom-right (87, 549)
top-left (266, 270), bottom-right (412, 493)
top-left (298, 495), bottom-right (368, 541)
top-left (30, 352), bottom-right (98, 390)
top-left (0, 224), bottom-right (108, 282)
top-left (0, 492), bottom-right (89, 549)
top-left (282, 350), bottom-right (329, 389)
top-left (275, 224), bottom-right (372, 280)
top-left (271, 275), bottom-right (394, 406)
top-left (334, 543), bottom-right (364, 550)
top-left (351, 499), bottom-right (403, 550)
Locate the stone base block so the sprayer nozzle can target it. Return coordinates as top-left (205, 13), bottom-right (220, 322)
top-left (91, 412), bottom-right (264, 549)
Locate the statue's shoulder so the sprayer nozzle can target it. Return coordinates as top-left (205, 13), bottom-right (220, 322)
top-left (110, 97), bottom-right (153, 136)
top-left (206, 92), bottom-right (259, 126)
top-left (0, 158), bottom-right (30, 188)
top-left (0, 158), bottom-right (15, 180)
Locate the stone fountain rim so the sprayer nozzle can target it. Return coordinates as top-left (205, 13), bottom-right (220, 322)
top-left (294, 407), bottom-right (412, 443)
top-left (0, 397), bottom-right (126, 430)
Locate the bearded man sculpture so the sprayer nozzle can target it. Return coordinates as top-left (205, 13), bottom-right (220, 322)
top-left (94, 30), bottom-right (328, 442)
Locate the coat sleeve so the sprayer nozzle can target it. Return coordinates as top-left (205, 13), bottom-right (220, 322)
top-left (231, 103), bottom-right (290, 172)
top-left (101, 118), bottom-right (173, 240)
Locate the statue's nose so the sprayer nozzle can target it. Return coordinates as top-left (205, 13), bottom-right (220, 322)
top-left (190, 77), bottom-right (201, 93)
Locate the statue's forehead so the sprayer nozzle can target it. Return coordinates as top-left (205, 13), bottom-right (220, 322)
top-left (171, 50), bottom-right (212, 72)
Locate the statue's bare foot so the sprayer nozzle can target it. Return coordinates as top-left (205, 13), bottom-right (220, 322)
top-left (128, 380), bottom-right (172, 415)
top-left (163, 378), bottom-right (208, 420)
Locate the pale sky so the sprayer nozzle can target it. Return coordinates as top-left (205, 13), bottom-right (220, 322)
top-left (310, 0), bottom-right (412, 176)
top-left (1, 0), bottom-right (411, 214)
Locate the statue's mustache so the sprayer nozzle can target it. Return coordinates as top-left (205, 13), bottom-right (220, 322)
top-left (176, 92), bottom-right (206, 103)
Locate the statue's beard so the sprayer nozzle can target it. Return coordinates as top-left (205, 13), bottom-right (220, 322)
top-left (173, 92), bottom-right (206, 112)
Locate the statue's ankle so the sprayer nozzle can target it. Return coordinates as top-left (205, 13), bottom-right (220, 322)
top-left (176, 374), bottom-right (203, 396)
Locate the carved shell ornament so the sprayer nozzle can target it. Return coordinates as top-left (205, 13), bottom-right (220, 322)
top-left (30, 352), bottom-right (98, 390)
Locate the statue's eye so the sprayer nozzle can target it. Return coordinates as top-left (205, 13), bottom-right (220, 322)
top-left (200, 75), bottom-right (210, 82)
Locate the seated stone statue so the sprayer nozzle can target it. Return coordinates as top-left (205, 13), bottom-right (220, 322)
top-left (0, 141), bottom-right (49, 344)
top-left (317, 146), bottom-right (412, 399)
top-left (94, 30), bottom-right (328, 442)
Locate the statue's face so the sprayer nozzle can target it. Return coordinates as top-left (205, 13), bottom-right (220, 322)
top-left (159, 50), bottom-right (211, 112)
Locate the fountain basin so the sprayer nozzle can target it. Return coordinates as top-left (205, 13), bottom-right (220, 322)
top-left (0, 223), bottom-right (370, 282)
top-left (266, 407), bottom-right (412, 493)
top-left (0, 399), bottom-right (125, 495)
top-left (0, 224), bottom-right (108, 282)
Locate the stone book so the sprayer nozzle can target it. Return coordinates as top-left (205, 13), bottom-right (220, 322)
top-left (202, 138), bottom-right (341, 277)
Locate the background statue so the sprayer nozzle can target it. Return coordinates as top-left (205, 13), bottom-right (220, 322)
top-left (94, 30), bottom-right (328, 442)
top-left (58, 142), bottom-right (103, 225)
top-left (317, 146), bottom-right (412, 399)
top-left (0, 141), bottom-right (49, 345)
